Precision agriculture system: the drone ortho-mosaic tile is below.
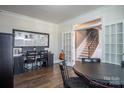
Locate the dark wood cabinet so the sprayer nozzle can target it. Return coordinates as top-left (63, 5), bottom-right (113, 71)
top-left (0, 33), bottom-right (13, 88)
top-left (14, 53), bottom-right (54, 75)
top-left (48, 53), bottom-right (54, 66)
top-left (14, 56), bottom-right (24, 74)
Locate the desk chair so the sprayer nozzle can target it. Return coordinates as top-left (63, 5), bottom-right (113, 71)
top-left (59, 61), bottom-right (89, 88)
top-left (24, 51), bottom-right (37, 71)
top-left (37, 50), bottom-right (48, 67)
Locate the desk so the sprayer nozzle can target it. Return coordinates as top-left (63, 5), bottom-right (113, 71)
top-left (73, 62), bottom-right (124, 87)
top-left (14, 53), bottom-right (54, 74)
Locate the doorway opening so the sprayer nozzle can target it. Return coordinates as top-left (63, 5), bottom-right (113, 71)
top-left (74, 18), bottom-right (102, 61)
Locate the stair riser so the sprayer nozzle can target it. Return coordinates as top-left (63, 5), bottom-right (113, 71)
top-left (77, 32), bottom-right (99, 59)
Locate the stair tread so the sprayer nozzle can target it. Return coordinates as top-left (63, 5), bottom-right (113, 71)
top-left (79, 55), bottom-right (88, 58)
top-left (80, 53), bottom-right (88, 55)
top-left (77, 33), bottom-right (99, 60)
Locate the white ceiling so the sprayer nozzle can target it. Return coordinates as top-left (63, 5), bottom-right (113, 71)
top-left (0, 5), bottom-right (103, 23)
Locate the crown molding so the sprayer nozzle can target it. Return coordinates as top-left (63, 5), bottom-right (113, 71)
top-left (0, 9), bottom-right (57, 25)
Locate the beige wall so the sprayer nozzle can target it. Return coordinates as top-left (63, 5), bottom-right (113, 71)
top-left (75, 31), bottom-right (87, 48)
top-left (0, 11), bottom-right (60, 61)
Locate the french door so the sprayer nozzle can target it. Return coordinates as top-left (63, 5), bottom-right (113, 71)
top-left (62, 31), bottom-right (75, 66)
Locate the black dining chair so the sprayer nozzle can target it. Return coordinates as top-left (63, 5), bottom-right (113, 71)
top-left (59, 61), bottom-right (89, 88)
top-left (37, 50), bottom-right (48, 67)
top-left (24, 51), bottom-right (37, 71)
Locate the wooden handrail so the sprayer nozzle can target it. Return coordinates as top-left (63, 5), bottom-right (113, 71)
top-left (76, 31), bottom-right (92, 60)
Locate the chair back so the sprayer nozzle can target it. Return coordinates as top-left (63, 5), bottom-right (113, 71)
top-left (59, 61), bottom-right (69, 86)
top-left (39, 50), bottom-right (48, 59)
top-left (26, 51), bottom-right (37, 62)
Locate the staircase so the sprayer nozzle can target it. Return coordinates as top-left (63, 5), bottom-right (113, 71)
top-left (77, 29), bottom-right (99, 61)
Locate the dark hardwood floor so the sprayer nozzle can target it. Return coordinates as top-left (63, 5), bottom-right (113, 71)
top-left (14, 63), bottom-right (75, 88)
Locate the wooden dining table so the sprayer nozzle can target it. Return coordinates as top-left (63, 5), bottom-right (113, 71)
top-left (73, 61), bottom-right (124, 87)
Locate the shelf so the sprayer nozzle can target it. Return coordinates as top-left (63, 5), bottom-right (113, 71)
top-left (104, 22), bottom-right (123, 65)
top-left (105, 52), bottom-right (123, 55)
top-left (116, 43), bottom-right (123, 44)
top-left (110, 43), bottom-right (117, 44)
top-left (117, 32), bottom-right (123, 34)
top-left (105, 43), bottom-right (110, 45)
top-left (105, 33), bottom-right (123, 35)
top-left (105, 43), bottom-right (123, 44)
top-left (111, 33), bottom-right (116, 35)
top-left (105, 34), bottom-right (110, 35)
top-left (105, 53), bottom-right (110, 54)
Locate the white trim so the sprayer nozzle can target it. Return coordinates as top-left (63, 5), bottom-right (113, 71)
top-left (0, 9), bottom-right (57, 25)
top-left (74, 22), bottom-right (101, 31)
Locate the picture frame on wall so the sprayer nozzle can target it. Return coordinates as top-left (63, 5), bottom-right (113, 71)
top-left (13, 29), bottom-right (49, 48)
